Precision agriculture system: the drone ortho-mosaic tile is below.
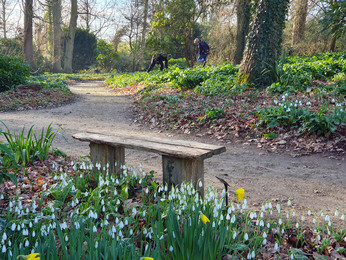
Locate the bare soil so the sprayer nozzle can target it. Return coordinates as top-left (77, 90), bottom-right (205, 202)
top-left (1, 81), bottom-right (345, 216)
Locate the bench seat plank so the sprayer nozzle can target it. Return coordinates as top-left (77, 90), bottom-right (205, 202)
top-left (73, 132), bottom-right (225, 160)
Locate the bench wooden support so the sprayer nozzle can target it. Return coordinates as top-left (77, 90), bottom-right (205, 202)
top-left (73, 132), bottom-right (226, 197)
top-left (162, 156), bottom-right (204, 193)
top-left (89, 143), bottom-right (124, 174)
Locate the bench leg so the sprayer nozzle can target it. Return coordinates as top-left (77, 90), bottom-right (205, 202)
top-left (162, 156), bottom-right (204, 197)
top-left (90, 142), bottom-right (124, 175)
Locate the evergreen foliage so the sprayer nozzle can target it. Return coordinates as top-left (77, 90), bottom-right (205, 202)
top-left (0, 55), bottom-right (31, 92)
top-left (72, 28), bottom-right (97, 72)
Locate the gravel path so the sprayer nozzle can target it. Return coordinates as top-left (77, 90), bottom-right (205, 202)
top-left (1, 81), bottom-right (345, 214)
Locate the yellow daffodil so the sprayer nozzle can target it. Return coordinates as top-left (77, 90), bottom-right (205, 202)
top-left (140, 257), bottom-right (154, 260)
top-left (235, 188), bottom-right (245, 201)
top-left (201, 214), bottom-right (210, 224)
top-left (17, 253), bottom-right (40, 260)
top-left (27, 253), bottom-right (40, 260)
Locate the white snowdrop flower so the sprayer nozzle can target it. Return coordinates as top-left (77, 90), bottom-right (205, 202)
top-left (124, 219), bottom-right (128, 225)
top-left (290, 254), bottom-right (294, 259)
top-left (116, 199), bottom-right (120, 205)
top-left (317, 235), bottom-right (321, 241)
top-left (247, 253), bottom-right (251, 260)
top-left (267, 223), bottom-right (270, 228)
top-left (143, 211), bottom-right (146, 217)
top-left (306, 101), bottom-right (311, 106)
top-left (233, 231), bottom-right (237, 240)
top-left (227, 207), bottom-right (232, 214)
top-left (65, 235), bottom-right (68, 242)
top-left (25, 240), bottom-right (29, 247)
top-left (286, 213), bottom-right (289, 219)
top-left (231, 215), bottom-right (236, 223)
top-left (21, 223), bottom-right (25, 229)
top-left (11, 223), bottom-right (16, 231)
top-left (2, 245), bottom-right (6, 253)
top-left (93, 226), bottom-right (97, 233)
top-left (102, 206), bottom-right (105, 212)
top-left (212, 222), bottom-right (215, 228)
top-left (251, 251), bottom-right (255, 258)
top-left (263, 238), bottom-right (267, 245)
top-left (130, 229), bottom-right (133, 235)
top-left (274, 243), bottom-right (279, 251)
top-left (226, 214), bottom-right (230, 220)
top-left (2, 233), bottom-right (7, 241)
top-left (173, 231), bottom-right (176, 239)
top-left (60, 222), bottom-right (67, 230)
top-left (114, 189), bottom-right (118, 196)
top-left (335, 210), bottom-right (339, 217)
top-left (71, 201), bottom-right (75, 207)
top-left (101, 199), bottom-right (105, 205)
top-left (32, 231), bottom-right (36, 237)
top-left (276, 204), bottom-right (280, 212)
top-left (278, 219), bottom-right (282, 225)
top-left (328, 221), bottom-right (331, 226)
top-left (260, 212), bottom-right (264, 218)
top-left (301, 216), bottom-right (305, 222)
top-left (169, 245), bottom-right (174, 252)
top-left (313, 218), bottom-right (316, 224)
top-left (292, 211), bottom-right (295, 217)
top-left (296, 222), bottom-right (299, 228)
top-left (119, 221), bottom-right (124, 229)
top-left (341, 214), bottom-right (345, 221)
top-left (244, 233), bottom-right (249, 241)
top-left (325, 215), bottom-right (330, 222)
top-left (17, 224), bottom-right (21, 231)
top-left (220, 214), bottom-right (224, 221)
top-left (260, 220), bottom-right (264, 227)
top-left (95, 241), bottom-right (98, 249)
top-left (263, 232), bottom-right (267, 238)
top-left (268, 203), bottom-right (272, 209)
top-left (132, 208), bottom-right (137, 215)
top-left (250, 212), bottom-right (254, 219)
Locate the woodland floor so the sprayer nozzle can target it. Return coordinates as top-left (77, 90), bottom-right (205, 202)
top-left (0, 81), bottom-right (345, 218)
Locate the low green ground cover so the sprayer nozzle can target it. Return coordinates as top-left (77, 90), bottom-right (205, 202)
top-left (105, 52), bottom-right (345, 154)
top-left (0, 124), bottom-right (345, 259)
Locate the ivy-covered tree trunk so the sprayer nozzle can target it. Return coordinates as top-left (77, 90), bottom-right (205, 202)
top-left (238, 0), bottom-right (289, 88)
top-left (52, 0), bottom-right (62, 73)
top-left (292, 0), bottom-right (308, 45)
top-left (63, 0), bottom-right (78, 73)
top-left (233, 0), bottom-right (251, 65)
top-left (24, 0), bottom-right (34, 68)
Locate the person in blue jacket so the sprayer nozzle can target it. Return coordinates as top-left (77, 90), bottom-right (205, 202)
top-left (194, 38), bottom-right (210, 67)
top-left (147, 53), bottom-right (172, 72)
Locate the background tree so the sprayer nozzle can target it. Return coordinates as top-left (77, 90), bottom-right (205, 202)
top-left (63, 0), bottom-right (78, 73)
top-left (233, 0), bottom-right (251, 65)
top-left (292, 0), bottom-right (308, 45)
top-left (238, 0), bottom-right (290, 88)
top-left (23, 0), bottom-right (34, 69)
top-left (319, 0), bottom-right (345, 51)
top-left (52, 0), bottom-right (62, 72)
top-left (0, 0), bottom-right (18, 39)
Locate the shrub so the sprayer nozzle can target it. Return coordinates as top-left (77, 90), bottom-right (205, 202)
top-left (0, 55), bottom-right (31, 92)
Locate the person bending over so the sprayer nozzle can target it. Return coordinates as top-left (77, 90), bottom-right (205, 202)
top-left (194, 38), bottom-right (209, 67)
top-left (147, 53), bottom-right (172, 72)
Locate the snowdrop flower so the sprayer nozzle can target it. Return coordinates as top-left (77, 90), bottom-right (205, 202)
top-left (169, 245), bottom-right (174, 252)
top-left (335, 210), bottom-right (339, 217)
top-left (93, 226), bottom-right (97, 233)
top-left (2, 245), bottom-right (6, 253)
top-left (325, 215), bottom-right (330, 222)
top-left (296, 222), bottom-right (299, 228)
top-left (263, 239), bottom-right (267, 245)
top-left (11, 223), bottom-right (16, 231)
top-left (233, 231), bottom-right (237, 240)
top-left (274, 243), bottom-right (279, 251)
top-left (244, 233), bottom-right (249, 241)
top-left (306, 101), bottom-right (311, 106)
top-left (25, 240), bottom-right (29, 247)
top-left (287, 200), bottom-right (291, 206)
top-left (341, 214), bottom-right (345, 221)
top-left (278, 219), bottom-right (282, 225)
top-left (313, 218), bottom-right (316, 224)
top-left (308, 210), bottom-right (311, 216)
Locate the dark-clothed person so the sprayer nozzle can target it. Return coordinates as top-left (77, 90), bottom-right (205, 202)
top-left (194, 38), bottom-right (209, 66)
top-left (147, 53), bottom-right (172, 72)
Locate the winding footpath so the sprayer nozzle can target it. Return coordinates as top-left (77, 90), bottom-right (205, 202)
top-left (1, 81), bottom-right (345, 214)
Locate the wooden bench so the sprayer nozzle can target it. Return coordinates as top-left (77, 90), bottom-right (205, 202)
top-left (72, 132), bottom-right (226, 195)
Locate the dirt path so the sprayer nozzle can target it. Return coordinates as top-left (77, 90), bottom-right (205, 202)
top-left (1, 81), bottom-right (345, 215)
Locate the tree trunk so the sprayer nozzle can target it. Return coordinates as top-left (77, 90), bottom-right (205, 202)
top-left (1, 0), bottom-right (7, 39)
top-left (64, 0), bottom-right (78, 73)
top-left (238, 0), bottom-right (289, 88)
top-left (233, 0), bottom-right (251, 65)
top-left (24, 0), bottom-right (34, 69)
top-left (330, 36), bottom-right (336, 52)
top-left (52, 0), bottom-right (62, 73)
top-left (139, 0), bottom-right (149, 70)
top-left (292, 0), bottom-right (308, 45)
